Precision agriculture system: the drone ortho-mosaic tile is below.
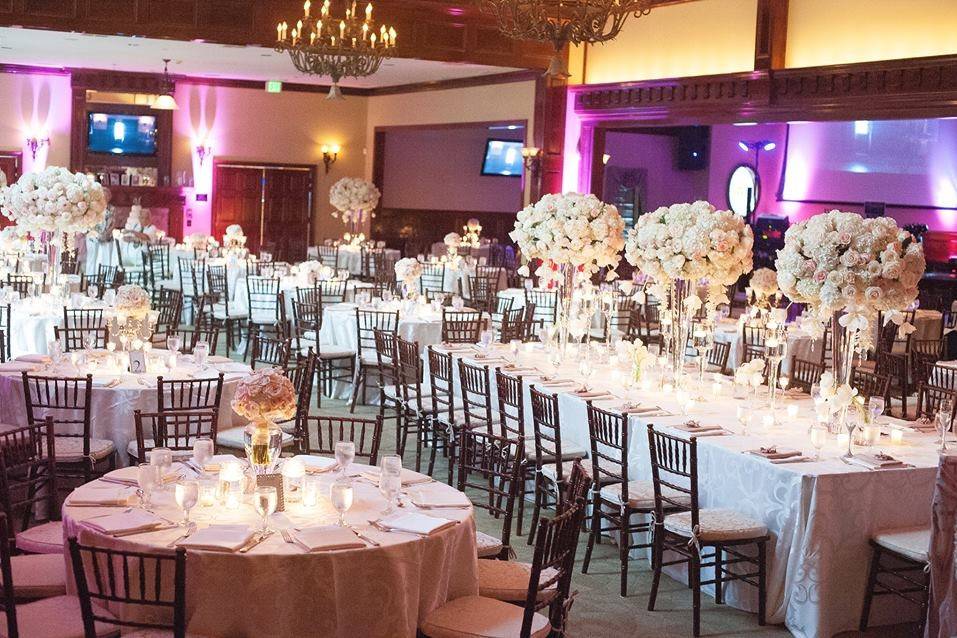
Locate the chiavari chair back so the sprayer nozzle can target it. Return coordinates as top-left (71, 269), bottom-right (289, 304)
top-left (441, 309), bottom-right (484, 344)
top-left (291, 299), bottom-right (321, 355)
top-left (295, 285), bottom-right (320, 307)
top-left (56, 308), bottom-right (108, 351)
top-left (317, 244), bottom-right (339, 268)
top-left (355, 308), bottom-right (399, 364)
top-left (499, 306), bottom-right (526, 343)
top-left (132, 409), bottom-right (219, 464)
top-left (161, 324), bottom-right (221, 355)
top-left (299, 414), bottom-right (383, 464)
top-left (708, 340), bottom-right (732, 375)
top-left (457, 360), bottom-right (496, 434)
top-left (284, 349), bottom-right (316, 442)
top-left (0, 304), bottom-right (9, 361)
top-left (420, 263), bottom-right (446, 295)
top-left (68, 535), bottom-right (187, 638)
top-left (177, 257), bottom-right (205, 299)
top-left (525, 289), bottom-right (558, 325)
top-left (465, 274), bottom-right (499, 312)
top-left (742, 323), bottom-right (767, 363)
top-left (5, 274), bottom-right (34, 297)
top-left (912, 338), bottom-right (946, 387)
top-left (851, 368), bottom-right (891, 403)
top-left (427, 346), bottom-right (458, 430)
top-left (148, 244), bottom-right (170, 280)
top-left (250, 333), bottom-right (292, 370)
top-left (246, 275), bottom-right (283, 325)
top-left (156, 373), bottom-right (224, 413)
top-left (319, 279), bottom-right (349, 303)
top-left (916, 364), bottom-right (957, 421)
top-left (153, 288), bottom-right (183, 336)
top-left (373, 252), bottom-right (397, 285)
top-left (495, 369), bottom-right (526, 443)
top-left (530, 387), bottom-right (567, 479)
top-left (22, 371), bottom-right (94, 453)
top-left (790, 357), bottom-right (826, 393)
top-left (490, 293), bottom-right (514, 329)
top-left (0, 419), bottom-right (57, 534)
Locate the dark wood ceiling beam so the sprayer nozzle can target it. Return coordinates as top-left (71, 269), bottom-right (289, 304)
top-left (754, 0), bottom-right (789, 71)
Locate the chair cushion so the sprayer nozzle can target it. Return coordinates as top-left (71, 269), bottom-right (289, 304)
top-left (664, 508), bottom-right (768, 543)
top-left (16, 521), bottom-right (64, 554)
top-left (529, 440), bottom-right (588, 465)
top-left (874, 526), bottom-right (930, 563)
top-left (600, 480), bottom-right (691, 510)
top-left (5, 553), bottom-right (66, 598)
top-left (319, 345), bottom-right (357, 359)
top-left (213, 304), bottom-right (248, 320)
top-left (475, 531), bottom-right (503, 559)
top-left (216, 427), bottom-right (295, 450)
top-left (0, 595), bottom-right (119, 638)
top-left (420, 595), bottom-right (550, 638)
top-left (55, 437), bottom-right (116, 463)
top-left (477, 559), bottom-right (558, 603)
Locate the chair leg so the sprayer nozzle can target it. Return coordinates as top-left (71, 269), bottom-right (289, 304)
top-left (619, 509), bottom-right (630, 597)
top-left (860, 544), bottom-right (881, 631)
top-left (348, 367), bottom-right (364, 413)
top-left (582, 494), bottom-right (601, 574)
top-left (714, 546), bottom-right (723, 605)
top-left (757, 540), bottom-right (767, 626)
top-left (647, 529), bottom-right (663, 611)
top-left (691, 550), bottom-right (701, 637)
top-left (527, 473), bottom-right (543, 546)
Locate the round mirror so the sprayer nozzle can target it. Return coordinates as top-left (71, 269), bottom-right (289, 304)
top-left (727, 164), bottom-right (758, 217)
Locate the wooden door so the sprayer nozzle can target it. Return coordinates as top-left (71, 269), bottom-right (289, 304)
top-left (0, 152), bottom-right (22, 229)
top-left (212, 165), bottom-right (264, 252)
top-left (263, 167), bottom-right (313, 262)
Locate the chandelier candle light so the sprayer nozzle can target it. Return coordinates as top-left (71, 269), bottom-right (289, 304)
top-left (109, 284), bottom-right (157, 353)
top-left (276, 0), bottom-right (397, 99)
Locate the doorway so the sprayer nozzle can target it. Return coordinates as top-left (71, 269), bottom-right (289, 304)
top-left (212, 162), bottom-right (314, 261)
top-left (0, 151), bottom-right (22, 229)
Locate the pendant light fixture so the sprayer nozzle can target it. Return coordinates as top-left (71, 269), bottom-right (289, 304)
top-left (151, 59), bottom-right (179, 110)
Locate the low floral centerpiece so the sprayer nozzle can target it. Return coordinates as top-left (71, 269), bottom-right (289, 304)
top-left (232, 367), bottom-right (297, 474)
top-left (184, 233), bottom-right (219, 255)
top-left (110, 284), bottom-right (155, 350)
top-left (330, 177), bottom-right (380, 241)
top-left (222, 224), bottom-right (248, 257)
top-left (394, 257), bottom-right (423, 297)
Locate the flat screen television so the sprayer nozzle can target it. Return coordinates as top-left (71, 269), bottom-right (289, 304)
top-left (87, 112), bottom-right (157, 156)
top-left (481, 138), bottom-right (523, 177)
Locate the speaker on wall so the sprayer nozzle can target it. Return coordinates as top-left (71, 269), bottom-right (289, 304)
top-left (863, 201), bottom-right (886, 218)
top-left (676, 126), bottom-right (709, 171)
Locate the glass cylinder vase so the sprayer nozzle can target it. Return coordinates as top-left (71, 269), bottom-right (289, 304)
top-left (244, 418), bottom-right (283, 475)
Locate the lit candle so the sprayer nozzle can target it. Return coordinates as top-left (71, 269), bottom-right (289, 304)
top-left (389, 27), bottom-right (396, 45)
top-left (837, 432), bottom-right (850, 449)
top-left (365, 2), bottom-right (372, 20)
top-left (277, 22), bottom-right (283, 41)
top-left (340, 20), bottom-right (345, 39)
top-left (304, 0), bottom-right (311, 17)
top-left (370, 32), bottom-right (377, 46)
top-left (310, 31), bottom-right (316, 45)
top-left (282, 458), bottom-right (306, 502)
top-left (890, 429), bottom-right (904, 445)
top-left (362, 23), bottom-right (368, 40)
top-left (786, 403), bottom-right (799, 419)
top-left (711, 381), bottom-right (722, 397)
top-left (302, 476), bottom-right (321, 508)
top-left (762, 414), bottom-right (775, 430)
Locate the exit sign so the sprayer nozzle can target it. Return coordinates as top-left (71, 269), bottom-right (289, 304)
top-left (266, 80), bottom-right (282, 93)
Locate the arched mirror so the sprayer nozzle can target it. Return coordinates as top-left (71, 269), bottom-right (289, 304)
top-left (727, 164), bottom-right (759, 217)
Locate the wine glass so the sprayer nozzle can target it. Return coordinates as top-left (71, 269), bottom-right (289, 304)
top-left (809, 424), bottom-right (828, 461)
top-left (810, 383), bottom-right (822, 406)
top-left (736, 405), bottom-right (751, 435)
top-left (137, 463), bottom-right (160, 511)
top-left (192, 438), bottom-right (214, 472)
top-left (568, 317), bottom-right (588, 348)
top-left (479, 329), bottom-right (495, 352)
top-left (548, 348), bottom-right (562, 380)
top-left (87, 284), bottom-right (99, 300)
top-left (935, 399), bottom-right (954, 454)
top-left (335, 441), bottom-right (355, 477)
top-left (193, 341), bottom-right (209, 368)
top-left (174, 480), bottom-right (199, 527)
top-left (843, 408), bottom-right (861, 459)
top-left (166, 335), bottom-right (182, 354)
top-left (150, 447), bottom-right (173, 485)
top-left (379, 455), bottom-right (402, 515)
top-left (867, 396), bottom-right (886, 425)
top-left (578, 356), bottom-right (594, 391)
top-left (82, 331), bottom-right (97, 353)
top-left (778, 375), bottom-right (790, 391)
top-left (330, 480), bottom-right (354, 527)
top-left (253, 486), bottom-right (278, 534)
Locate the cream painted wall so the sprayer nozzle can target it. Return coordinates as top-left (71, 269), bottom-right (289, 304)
top-left (581, 0), bottom-right (758, 84)
top-left (0, 72), bottom-right (72, 175)
top-left (171, 83), bottom-right (368, 242)
top-left (786, 0), bottom-right (957, 68)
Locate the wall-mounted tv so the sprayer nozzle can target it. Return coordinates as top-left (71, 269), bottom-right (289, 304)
top-left (481, 138), bottom-right (523, 177)
top-left (87, 112), bottom-right (157, 156)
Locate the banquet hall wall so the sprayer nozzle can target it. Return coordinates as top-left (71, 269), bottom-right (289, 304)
top-left (0, 71), bottom-right (72, 175)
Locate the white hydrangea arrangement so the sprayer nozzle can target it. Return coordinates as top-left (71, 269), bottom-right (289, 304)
top-left (0, 167), bottom-right (107, 246)
top-left (0, 225), bottom-right (31, 253)
top-left (750, 267), bottom-right (778, 298)
top-left (330, 177), bottom-right (381, 225)
top-left (624, 201), bottom-right (754, 300)
top-left (394, 258), bottom-right (423, 289)
top-left (444, 232), bottom-right (461, 248)
top-left (113, 284), bottom-right (152, 319)
top-left (509, 192), bottom-right (625, 281)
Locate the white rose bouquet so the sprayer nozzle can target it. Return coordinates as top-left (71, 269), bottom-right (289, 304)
top-left (444, 232), bottom-right (462, 248)
top-left (330, 177), bottom-right (381, 226)
top-left (0, 167), bottom-right (107, 246)
top-left (113, 284), bottom-right (152, 319)
top-left (231, 368), bottom-right (297, 422)
top-left (0, 225), bottom-right (31, 253)
top-left (509, 192), bottom-right (625, 280)
top-left (750, 267), bottom-right (778, 298)
top-left (394, 257), bottom-right (423, 289)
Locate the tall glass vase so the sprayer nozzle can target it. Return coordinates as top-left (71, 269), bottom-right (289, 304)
top-left (555, 265), bottom-right (576, 356)
top-left (665, 279), bottom-right (692, 388)
top-left (244, 417), bottom-right (283, 475)
top-left (832, 313), bottom-right (859, 458)
top-left (41, 230), bottom-right (62, 291)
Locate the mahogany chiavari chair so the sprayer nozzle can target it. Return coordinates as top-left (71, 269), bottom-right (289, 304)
top-left (291, 298), bottom-right (321, 354)
top-left (456, 428), bottom-right (522, 560)
top-left (0, 304), bottom-right (10, 361)
top-left (527, 386), bottom-right (590, 546)
top-left (912, 338), bottom-right (946, 390)
top-left (790, 356), bottom-right (826, 393)
top-left (177, 256), bottom-right (206, 320)
top-left (422, 490), bottom-right (589, 638)
top-left (152, 288), bottom-right (183, 339)
top-left (489, 293), bottom-right (514, 333)
top-left (916, 364), bottom-right (957, 422)
top-left (581, 403), bottom-right (662, 597)
top-left (0, 418), bottom-right (67, 561)
top-left (851, 368), bottom-right (892, 407)
top-left (21, 372), bottom-right (115, 486)
top-left (426, 346), bottom-right (460, 484)
top-left (282, 349), bottom-right (316, 444)
top-left (350, 308), bottom-right (399, 411)
top-left (5, 274), bottom-right (35, 297)
top-left (495, 369), bottom-right (533, 536)
top-left (419, 263), bottom-right (447, 297)
top-left (319, 279), bottom-right (349, 304)
top-left (499, 306), bottom-right (527, 343)
top-left (463, 274), bottom-right (499, 313)
top-left (867, 318), bottom-right (913, 417)
top-left (317, 244), bottom-right (339, 268)
top-left (68, 534), bottom-right (187, 638)
top-left (626, 304), bottom-right (664, 350)
top-left (244, 276), bottom-right (287, 358)
top-left (373, 329), bottom-right (404, 446)
top-left (156, 373), bottom-right (225, 413)
top-left (130, 409), bottom-right (219, 465)
top-left (394, 336), bottom-right (434, 472)
top-left (148, 243), bottom-right (171, 281)
top-left (646, 425), bottom-right (768, 636)
top-left (441, 309), bottom-right (485, 344)
top-left (250, 333), bottom-right (292, 371)
top-left (525, 289), bottom-right (559, 326)
top-left (55, 308), bottom-right (108, 351)
top-left (457, 360), bottom-right (498, 435)
top-left (373, 252), bottom-right (398, 285)
top-left (707, 340), bottom-right (732, 375)
top-left (206, 264), bottom-right (246, 352)
top-left (291, 296), bottom-right (353, 404)
top-left (741, 323), bottom-right (767, 364)
top-left (298, 414), bottom-right (383, 464)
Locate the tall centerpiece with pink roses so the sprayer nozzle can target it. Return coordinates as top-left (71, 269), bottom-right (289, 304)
top-left (625, 201), bottom-right (753, 383)
top-left (775, 211), bottom-right (924, 455)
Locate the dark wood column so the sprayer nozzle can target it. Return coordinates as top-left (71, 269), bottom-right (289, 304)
top-left (532, 73), bottom-right (568, 200)
top-left (754, 0), bottom-right (789, 71)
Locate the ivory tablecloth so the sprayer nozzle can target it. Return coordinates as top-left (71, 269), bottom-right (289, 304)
top-left (6, 297), bottom-right (109, 358)
top-left (62, 462), bottom-right (478, 637)
top-left (927, 454), bottom-right (957, 638)
top-left (0, 354), bottom-right (249, 466)
top-left (337, 247), bottom-right (401, 276)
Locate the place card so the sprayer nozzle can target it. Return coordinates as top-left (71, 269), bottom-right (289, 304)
top-left (257, 473), bottom-right (285, 511)
top-left (128, 351), bottom-right (147, 374)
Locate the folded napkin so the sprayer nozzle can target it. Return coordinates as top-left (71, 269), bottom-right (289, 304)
top-left (620, 405), bottom-right (663, 415)
top-left (18, 354), bottom-right (50, 364)
top-left (361, 468), bottom-right (433, 486)
top-left (377, 512), bottom-right (456, 536)
top-left (292, 525), bottom-right (365, 552)
top-left (439, 343), bottom-right (476, 351)
top-left (91, 376), bottom-right (120, 388)
top-left (573, 390), bottom-right (613, 399)
top-left (748, 446), bottom-right (803, 461)
top-left (537, 378), bottom-right (575, 386)
top-left (84, 510), bottom-right (162, 535)
top-left (411, 492), bottom-right (471, 509)
top-left (0, 361), bottom-right (40, 373)
top-left (671, 421), bottom-right (724, 433)
top-left (178, 525), bottom-right (255, 551)
top-left (203, 454), bottom-right (244, 473)
top-left (845, 453), bottom-right (904, 470)
top-left (291, 455), bottom-right (337, 474)
top-left (107, 465), bottom-right (182, 484)
top-left (69, 486), bottom-right (134, 507)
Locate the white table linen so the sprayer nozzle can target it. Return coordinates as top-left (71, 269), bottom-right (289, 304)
top-left (6, 296), bottom-right (109, 358)
top-left (0, 353), bottom-right (249, 466)
top-left (337, 247), bottom-right (401, 276)
top-left (62, 462), bottom-right (479, 637)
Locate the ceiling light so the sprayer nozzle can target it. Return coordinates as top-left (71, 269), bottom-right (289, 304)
top-left (151, 58), bottom-right (178, 110)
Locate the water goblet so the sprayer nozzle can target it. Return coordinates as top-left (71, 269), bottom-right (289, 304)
top-left (330, 480), bottom-right (354, 527)
top-left (379, 455), bottom-right (402, 514)
top-left (335, 440), bottom-right (356, 477)
top-left (174, 480), bottom-right (199, 527)
top-left (193, 342), bottom-right (210, 368)
top-left (809, 424), bottom-right (828, 461)
top-left (82, 331), bottom-right (97, 353)
top-left (150, 447), bottom-right (173, 484)
top-left (253, 486), bottom-right (278, 534)
top-left (868, 396), bottom-right (886, 424)
top-left (137, 463), bottom-right (160, 511)
top-left (87, 284), bottom-right (99, 300)
top-left (479, 329), bottom-right (495, 352)
top-left (192, 438), bottom-right (214, 472)
top-left (936, 403), bottom-right (953, 454)
top-left (778, 375), bottom-right (789, 391)
top-left (166, 335), bottom-right (182, 354)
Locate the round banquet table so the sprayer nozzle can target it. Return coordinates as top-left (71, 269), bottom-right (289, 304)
top-left (6, 295), bottom-right (109, 358)
top-left (232, 274), bottom-right (373, 317)
top-left (0, 353), bottom-right (250, 466)
top-left (62, 461), bottom-right (479, 637)
top-left (161, 252), bottom-right (247, 298)
top-left (712, 317), bottom-right (820, 374)
top-left (337, 246), bottom-right (401, 276)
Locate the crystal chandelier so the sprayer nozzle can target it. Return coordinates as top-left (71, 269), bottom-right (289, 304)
top-left (275, 0), bottom-right (396, 99)
top-left (481, 0), bottom-right (653, 77)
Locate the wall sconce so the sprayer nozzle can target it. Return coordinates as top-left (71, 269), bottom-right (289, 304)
top-left (195, 142), bottom-right (213, 166)
top-left (521, 146), bottom-right (542, 175)
top-left (321, 144), bottom-right (340, 174)
top-left (25, 135), bottom-right (49, 161)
